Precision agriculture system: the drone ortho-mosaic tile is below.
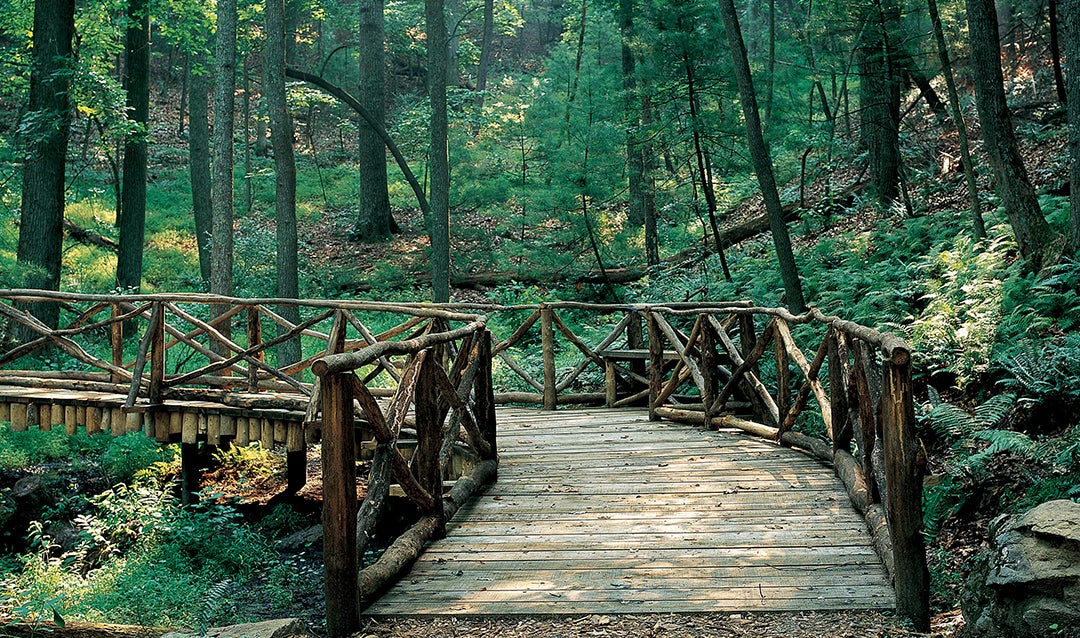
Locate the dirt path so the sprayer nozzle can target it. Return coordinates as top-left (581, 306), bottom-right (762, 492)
top-left (358, 610), bottom-right (963, 638)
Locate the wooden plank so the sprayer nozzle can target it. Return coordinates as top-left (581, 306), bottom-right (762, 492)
top-left (369, 405), bottom-right (894, 617)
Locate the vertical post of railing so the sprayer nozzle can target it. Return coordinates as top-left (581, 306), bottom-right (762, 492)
top-left (476, 329), bottom-right (497, 461)
top-left (646, 310), bottom-right (662, 421)
top-left (111, 303), bottom-right (124, 384)
top-left (415, 352), bottom-right (446, 535)
top-left (775, 327), bottom-right (790, 426)
top-left (321, 313), bottom-right (357, 637)
top-left (828, 330), bottom-right (852, 451)
top-left (540, 305), bottom-right (557, 410)
top-left (882, 348), bottom-right (929, 632)
top-left (626, 309), bottom-right (646, 382)
top-left (700, 314), bottom-right (718, 422)
top-left (148, 302), bottom-right (165, 405)
top-left (738, 313), bottom-right (761, 422)
top-left (247, 306), bottom-right (263, 393)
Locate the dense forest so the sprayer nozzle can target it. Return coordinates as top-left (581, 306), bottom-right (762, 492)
top-left (1, 0), bottom-right (1079, 634)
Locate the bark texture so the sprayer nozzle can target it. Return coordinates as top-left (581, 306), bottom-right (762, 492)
top-left (357, 0), bottom-right (394, 240)
top-left (718, 0), bottom-right (806, 312)
top-left (15, 0), bottom-right (76, 329)
top-left (117, 0), bottom-right (151, 293)
top-left (188, 49), bottom-right (213, 287)
top-left (426, 0), bottom-right (451, 303)
top-left (1064, 0), bottom-right (1080, 255)
top-left (211, 0), bottom-right (238, 316)
top-left (966, 0), bottom-right (1058, 268)
top-left (266, 0), bottom-right (302, 368)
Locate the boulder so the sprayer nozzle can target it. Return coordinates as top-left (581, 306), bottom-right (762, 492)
top-left (964, 499), bottom-right (1080, 638)
top-left (161, 618), bottom-right (306, 638)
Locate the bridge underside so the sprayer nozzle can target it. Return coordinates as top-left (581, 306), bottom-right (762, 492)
top-left (364, 407), bottom-right (894, 616)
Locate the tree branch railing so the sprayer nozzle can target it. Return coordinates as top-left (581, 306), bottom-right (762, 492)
top-left (0, 291), bottom-right (926, 630)
top-left (312, 311), bottom-right (496, 636)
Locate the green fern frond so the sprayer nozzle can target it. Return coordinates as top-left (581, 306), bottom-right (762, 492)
top-left (972, 429), bottom-right (1037, 458)
top-left (927, 403), bottom-right (975, 439)
top-left (972, 393), bottom-right (1015, 428)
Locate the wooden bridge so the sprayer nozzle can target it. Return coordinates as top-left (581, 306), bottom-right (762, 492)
top-left (0, 291), bottom-right (928, 635)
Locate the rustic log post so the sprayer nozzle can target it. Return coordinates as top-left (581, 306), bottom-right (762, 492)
top-left (540, 305), bottom-right (557, 410)
top-left (626, 310), bottom-right (646, 382)
top-left (775, 328), bottom-right (790, 427)
top-left (647, 310), bottom-right (663, 420)
top-left (111, 303), bottom-right (124, 384)
top-left (829, 331), bottom-right (852, 451)
top-left (700, 316), bottom-right (719, 421)
top-left (247, 306), bottom-right (263, 392)
top-left (149, 302), bottom-right (165, 407)
top-left (853, 340), bottom-right (882, 500)
top-left (322, 369), bottom-right (358, 637)
top-left (414, 354), bottom-right (446, 536)
top-left (476, 329), bottom-right (497, 461)
top-left (882, 350), bottom-right (930, 632)
top-left (738, 313), bottom-right (762, 421)
top-left (10, 403), bottom-right (27, 432)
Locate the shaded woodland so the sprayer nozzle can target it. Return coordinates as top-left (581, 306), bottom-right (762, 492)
top-left (1, 0), bottom-right (1080, 634)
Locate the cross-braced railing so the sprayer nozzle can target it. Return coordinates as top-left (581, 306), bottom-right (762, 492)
top-left (0, 291), bottom-right (927, 631)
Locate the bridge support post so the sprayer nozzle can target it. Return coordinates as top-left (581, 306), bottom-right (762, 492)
top-left (541, 306), bottom-right (557, 410)
top-left (882, 353), bottom-right (930, 632)
top-left (646, 311), bottom-right (662, 421)
top-left (321, 363), bottom-right (358, 636)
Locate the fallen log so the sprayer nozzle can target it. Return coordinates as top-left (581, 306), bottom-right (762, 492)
top-left (64, 219), bottom-right (119, 252)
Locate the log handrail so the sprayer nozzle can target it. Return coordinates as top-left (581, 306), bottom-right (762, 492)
top-left (0, 290), bottom-right (926, 630)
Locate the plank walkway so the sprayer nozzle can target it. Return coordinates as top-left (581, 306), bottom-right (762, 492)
top-left (364, 407), bottom-right (894, 615)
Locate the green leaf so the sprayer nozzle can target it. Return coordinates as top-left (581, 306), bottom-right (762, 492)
top-left (52, 608), bottom-right (65, 628)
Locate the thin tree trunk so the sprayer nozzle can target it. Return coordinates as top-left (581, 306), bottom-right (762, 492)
top-left (476, 0), bottom-right (495, 106)
top-left (357, 0), bottom-right (394, 239)
top-left (189, 49), bottom-right (213, 288)
top-left (1049, 0), bottom-right (1067, 105)
top-left (427, 0), bottom-right (451, 303)
top-left (858, 0), bottom-right (902, 206)
top-left (211, 0), bottom-right (238, 344)
top-left (619, 0), bottom-right (644, 231)
top-left (266, 0), bottom-right (301, 368)
top-left (242, 59), bottom-right (253, 215)
top-left (765, 0), bottom-right (775, 124)
top-left (15, 0), bottom-right (76, 331)
top-left (566, 0), bottom-right (587, 121)
top-left (643, 91), bottom-right (659, 266)
top-left (684, 52), bottom-right (731, 282)
top-left (117, 0), bottom-right (151, 293)
top-left (179, 53), bottom-right (189, 136)
top-left (928, 0), bottom-right (986, 240)
top-left (966, 0), bottom-right (1058, 268)
top-left (718, 0), bottom-right (806, 312)
top-left (1063, 0), bottom-right (1080, 254)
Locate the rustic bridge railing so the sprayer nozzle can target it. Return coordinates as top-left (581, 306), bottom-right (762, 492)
top-left (0, 291), bottom-right (927, 632)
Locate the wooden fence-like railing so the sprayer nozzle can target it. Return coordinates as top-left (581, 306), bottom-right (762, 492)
top-left (0, 291), bottom-right (927, 631)
top-left (313, 313), bottom-right (496, 636)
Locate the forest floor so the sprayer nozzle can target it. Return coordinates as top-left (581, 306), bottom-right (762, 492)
top-left (356, 610), bottom-right (962, 638)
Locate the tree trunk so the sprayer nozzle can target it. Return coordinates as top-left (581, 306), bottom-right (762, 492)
top-left (1063, 0), bottom-right (1080, 255)
top-left (15, 0), bottom-right (76, 330)
top-left (718, 0), bottom-right (806, 312)
top-left (189, 49), bottom-right (213, 288)
top-left (643, 91), bottom-right (659, 266)
top-left (858, 0), bottom-right (902, 207)
top-left (266, 0), bottom-right (302, 369)
top-left (966, 0), bottom-right (1058, 268)
top-left (765, 0), bottom-right (775, 124)
top-left (117, 0), bottom-right (151, 294)
top-left (427, 0), bottom-right (451, 303)
top-left (476, 0), bottom-right (495, 105)
top-left (211, 0), bottom-right (238, 343)
top-left (928, 0), bottom-right (986, 240)
top-left (619, 0), bottom-right (645, 231)
top-left (1049, 0), bottom-right (1067, 105)
top-left (356, 0), bottom-right (394, 240)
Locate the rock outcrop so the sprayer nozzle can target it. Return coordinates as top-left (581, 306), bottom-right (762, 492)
top-left (964, 499), bottom-right (1080, 638)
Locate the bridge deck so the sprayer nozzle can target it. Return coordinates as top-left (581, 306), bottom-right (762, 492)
top-left (364, 407), bottom-right (893, 615)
